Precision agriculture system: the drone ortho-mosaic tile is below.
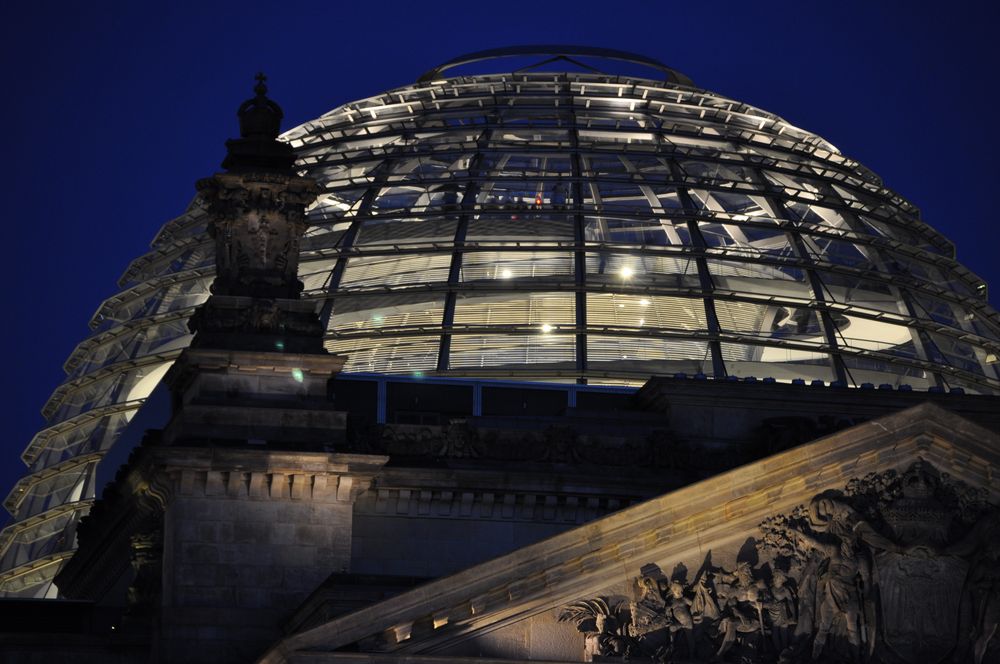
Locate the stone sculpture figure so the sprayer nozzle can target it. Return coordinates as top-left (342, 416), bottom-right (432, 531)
top-left (766, 569), bottom-right (797, 653)
top-left (628, 577), bottom-right (666, 637)
top-left (691, 572), bottom-right (721, 623)
top-left (714, 562), bottom-right (767, 659)
top-left (788, 490), bottom-right (901, 661)
top-left (559, 461), bottom-right (996, 664)
top-left (663, 580), bottom-right (697, 658)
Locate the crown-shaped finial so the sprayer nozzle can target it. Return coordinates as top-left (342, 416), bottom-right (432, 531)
top-left (254, 72), bottom-right (268, 97)
top-left (220, 73), bottom-right (294, 173)
top-left (236, 72), bottom-right (283, 140)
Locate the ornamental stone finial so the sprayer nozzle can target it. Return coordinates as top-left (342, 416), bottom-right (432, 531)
top-left (190, 77), bottom-right (323, 353)
top-left (219, 72), bottom-right (294, 173)
top-left (235, 72), bottom-right (284, 142)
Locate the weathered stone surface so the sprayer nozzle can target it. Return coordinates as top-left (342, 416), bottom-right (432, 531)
top-left (260, 403), bottom-right (1000, 663)
top-left (154, 450), bottom-right (386, 662)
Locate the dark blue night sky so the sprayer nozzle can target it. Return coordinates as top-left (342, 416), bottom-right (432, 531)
top-left (2, 0), bottom-right (998, 496)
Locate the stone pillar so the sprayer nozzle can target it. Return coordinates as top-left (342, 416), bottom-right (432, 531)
top-left (156, 450), bottom-right (387, 663)
top-left (160, 74), bottom-right (341, 449)
top-left (151, 75), bottom-right (373, 662)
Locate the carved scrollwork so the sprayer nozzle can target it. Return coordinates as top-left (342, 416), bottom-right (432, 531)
top-left (558, 598), bottom-right (637, 659)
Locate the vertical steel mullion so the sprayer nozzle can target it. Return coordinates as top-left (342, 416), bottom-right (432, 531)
top-left (566, 78), bottom-right (588, 381)
top-left (787, 230), bottom-right (851, 384)
top-left (318, 164), bottom-right (389, 327)
top-left (668, 161), bottom-right (726, 377)
top-left (437, 129), bottom-right (491, 372)
top-left (744, 164), bottom-right (849, 384)
top-left (809, 184), bottom-right (948, 388)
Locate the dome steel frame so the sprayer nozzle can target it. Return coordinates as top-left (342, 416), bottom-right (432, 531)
top-left (3, 66), bottom-right (1000, 597)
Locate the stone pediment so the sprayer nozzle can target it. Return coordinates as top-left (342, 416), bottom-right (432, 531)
top-left (260, 403), bottom-right (1000, 664)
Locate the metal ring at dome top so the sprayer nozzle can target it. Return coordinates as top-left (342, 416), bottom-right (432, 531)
top-left (417, 45), bottom-right (695, 86)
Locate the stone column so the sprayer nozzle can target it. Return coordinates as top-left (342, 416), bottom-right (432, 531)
top-left (156, 449), bottom-right (387, 663)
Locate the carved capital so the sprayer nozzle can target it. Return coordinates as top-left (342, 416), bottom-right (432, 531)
top-left (196, 171), bottom-right (319, 300)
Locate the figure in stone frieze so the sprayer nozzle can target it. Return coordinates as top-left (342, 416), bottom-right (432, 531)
top-left (790, 491), bottom-right (901, 661)
top-left (765, 568), bottom-right (797, 654)
top-left (691, 572), bottom-right (721, 623)
top-left (714, 562), bottom-right (767, 659)
top-left (629, 576), bottom-right (666, 637)
top-left (663, 580), bottom-right (697, 658)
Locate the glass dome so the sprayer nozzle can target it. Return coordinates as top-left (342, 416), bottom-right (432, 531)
top-left (4, 49), bottom-right (1000, 597)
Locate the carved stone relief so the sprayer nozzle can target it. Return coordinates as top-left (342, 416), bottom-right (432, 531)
top-left (559, 460), bottom-right (998, 663)
top-left (196, 172), bottom-right (318, 300)
top-left (127, 530), bottom-right (163, 617)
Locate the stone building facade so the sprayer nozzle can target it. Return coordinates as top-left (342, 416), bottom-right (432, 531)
top-left (2, 56), bottom-right (999, 664)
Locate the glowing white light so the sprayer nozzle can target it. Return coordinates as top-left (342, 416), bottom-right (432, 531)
top-left (620, 267), bottom-right (634, 279)
top-left (639, 299), bottom-right (650, 306)
top-left (541, 324), bottom-right (553, 333)
top-left (500, 268), bottom-right (512, 279)
top-left (639, 318), bottom-right (645, 326)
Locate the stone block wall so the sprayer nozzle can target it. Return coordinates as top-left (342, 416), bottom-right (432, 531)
top-left (159, 467), bottom-right (360, 663)
top-left (350, 488), bottom-right (635, 579)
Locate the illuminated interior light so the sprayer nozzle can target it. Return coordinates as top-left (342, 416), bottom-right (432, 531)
top-left (639, 318), bottom-right (645, 326)
top-left (639, 299), bottom-right (650, 306)
top-left (291, 369), bottom-right (304, 383)
top-left (620, 267), bottom-right (634, 279)
top-left (500, 268), bottom-right (512, 279)
top-left (541, 324), bottom-right (553, 333)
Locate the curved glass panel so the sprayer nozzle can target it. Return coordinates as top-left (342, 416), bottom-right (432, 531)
top-left (5, 68), bottom-right (1000, 597)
